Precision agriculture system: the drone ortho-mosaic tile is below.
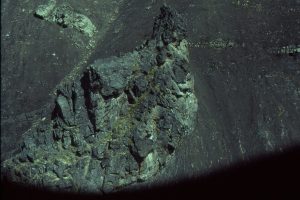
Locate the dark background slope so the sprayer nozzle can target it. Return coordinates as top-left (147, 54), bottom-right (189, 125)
top-left (1, 0), bottom-right (300, 189)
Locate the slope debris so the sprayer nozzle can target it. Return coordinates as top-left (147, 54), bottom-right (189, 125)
top-left (2, 5), bottom-right (198, 194)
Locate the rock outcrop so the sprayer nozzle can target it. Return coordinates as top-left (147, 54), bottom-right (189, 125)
top-left (1, 5), bottom-right (198, 193)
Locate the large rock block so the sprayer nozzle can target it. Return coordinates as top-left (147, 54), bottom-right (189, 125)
top-left (2, 5), bottom-right (198, 194)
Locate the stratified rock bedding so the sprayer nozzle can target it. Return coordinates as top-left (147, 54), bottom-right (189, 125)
top-left (1, 5), bottom-right (198, 193)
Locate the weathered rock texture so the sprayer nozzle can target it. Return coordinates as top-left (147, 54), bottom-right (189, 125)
top-left (1, 6), bottom-right (198, 193)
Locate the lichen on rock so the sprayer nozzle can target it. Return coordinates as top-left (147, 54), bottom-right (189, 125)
top-left (2, 5), bottom-right (198, 194)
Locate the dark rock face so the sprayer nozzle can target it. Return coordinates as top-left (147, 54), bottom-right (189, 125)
top-left (1, 6), bottom-right (198, 193)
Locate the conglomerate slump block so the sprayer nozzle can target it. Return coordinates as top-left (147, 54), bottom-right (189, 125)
top-left (2, 5), bottom-right (198, 193)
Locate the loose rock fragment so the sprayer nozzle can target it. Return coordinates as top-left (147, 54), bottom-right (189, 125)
top-left (34, 0), bottom-right (97, 37)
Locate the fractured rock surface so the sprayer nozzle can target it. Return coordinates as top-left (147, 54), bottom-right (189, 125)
top-left (1, 6), bottom-right (198, 193)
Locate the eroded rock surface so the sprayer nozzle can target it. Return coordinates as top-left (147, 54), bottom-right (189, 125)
top-left (1, 6), bottom-right (198, 193)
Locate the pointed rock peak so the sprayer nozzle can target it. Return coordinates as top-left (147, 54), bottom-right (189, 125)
top-left (152, 5), bottom-right (187, 44)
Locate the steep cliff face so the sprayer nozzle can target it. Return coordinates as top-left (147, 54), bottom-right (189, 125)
top-left (2, 6), bottom-right (198, 193)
